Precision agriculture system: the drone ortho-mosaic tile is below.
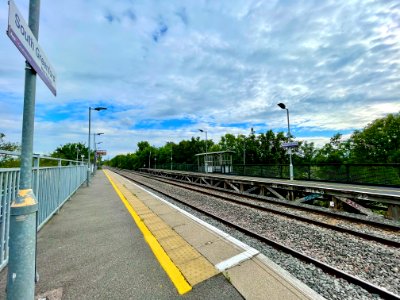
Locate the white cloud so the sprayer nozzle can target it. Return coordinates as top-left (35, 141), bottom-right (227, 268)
top-left (1, 0), bottom-right (399, 157)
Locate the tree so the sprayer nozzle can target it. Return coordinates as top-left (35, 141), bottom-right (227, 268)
top-left (246, 128), bottom-right (259, 164)
top-left (296, 141), bottom-right (317, 163)
top-left (350, 113), bottom-right (400, 163)
top-left (51, 142), bottom-right (88, 161)
top-left (0, 133), bottom-right (20, 152)
top-left (106, 113), bottom-right (399, 171)
top-left (0, 133), bottom-right (20, 167)
top-left (314, 133), bottom-right (350, 163)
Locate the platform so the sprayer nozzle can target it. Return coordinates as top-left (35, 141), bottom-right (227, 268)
top-left (0, 170), bottom-right (325, 299)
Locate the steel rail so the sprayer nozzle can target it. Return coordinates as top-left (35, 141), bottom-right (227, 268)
top-left (137, 170), bottom-right (400, 232)
top-left (113, 169), bottom-right (400, 300)
top-left (134, 170), bottom-right (400, 247)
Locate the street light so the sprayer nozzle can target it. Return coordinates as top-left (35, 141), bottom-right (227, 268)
top-left (170, 145), bottom-right (173, 170)
top-left (95, 142), bottom-right (103, 171)
top-left (88, 107), bottom-right (107, 186)
top-left (149, 150), bottom-right (151, 169)
top-left (93, 133), bottom-right (104, 174)
top-left (199, 129), bottom-right (208, 173)
top-left (277, 102), bottom-right (293, 180)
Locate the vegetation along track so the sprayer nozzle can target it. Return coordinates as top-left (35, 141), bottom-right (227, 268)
top-left (112, 168), bottom-right (400, 299)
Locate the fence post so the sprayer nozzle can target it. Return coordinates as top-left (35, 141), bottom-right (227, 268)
top-left (57, 160), bottom-right (62, 214)
top-left (33, 156), bottom-right (40, 199)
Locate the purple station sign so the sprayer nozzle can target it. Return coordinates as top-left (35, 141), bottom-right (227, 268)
top-left (7, 0), bottom-right (57, 96)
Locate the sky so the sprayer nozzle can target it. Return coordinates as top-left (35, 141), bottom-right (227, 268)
top-left (1, 0), bottom-right (400, 158)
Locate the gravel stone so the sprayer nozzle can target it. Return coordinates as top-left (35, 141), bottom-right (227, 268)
top-left (120, 170), bottom-right (400, 300)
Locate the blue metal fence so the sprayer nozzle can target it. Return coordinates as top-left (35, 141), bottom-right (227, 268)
top-left (0, 151), bottom-right (87, 270)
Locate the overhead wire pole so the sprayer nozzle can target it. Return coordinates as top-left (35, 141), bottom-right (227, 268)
top-left (7, 1), bottom-right (40, 298)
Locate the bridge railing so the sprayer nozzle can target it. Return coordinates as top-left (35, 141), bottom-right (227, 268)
top-left (0, 150), bottom-right (87, 270)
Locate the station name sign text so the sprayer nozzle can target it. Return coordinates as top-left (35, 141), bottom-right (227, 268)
top-left (7, 0), bottom-right (57, 96)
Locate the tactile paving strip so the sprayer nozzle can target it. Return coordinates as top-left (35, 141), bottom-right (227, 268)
top-left (106, 172), bottom-right (218, 286)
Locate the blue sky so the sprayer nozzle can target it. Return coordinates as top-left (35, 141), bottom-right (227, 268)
top-left (1, 0), bottom-right (400, 158)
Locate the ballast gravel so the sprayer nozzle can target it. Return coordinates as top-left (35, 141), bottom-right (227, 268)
top-left (122, 171), bottom-right (399, 300)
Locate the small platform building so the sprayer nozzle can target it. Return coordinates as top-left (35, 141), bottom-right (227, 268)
top-left (195, 150), bottom-right (234, 174)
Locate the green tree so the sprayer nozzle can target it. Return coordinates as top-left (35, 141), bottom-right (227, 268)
top-left (350, 113), bottom-right (400, 163)
top-left (314, 133), bottom-right (350, 163)
top-left (296, 141), bottom-right (317, 163)
top-left (0, 133), bottom-right (20, 152)
top-left (51, 142), bottom-right (88, 161)
top-left (157, 142), bottom-right (175, 166)
top-left (0, 133), bottom-right (20, 167)
top-left (246, 128), bottom-right (259, 164)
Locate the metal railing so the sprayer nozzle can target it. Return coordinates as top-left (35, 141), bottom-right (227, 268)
top-left (0, 150), bottom-right (87, 270)
top-left (154, 162), bottom-right (400, 187)
top-left (233, 163), bottom-right (400, 186)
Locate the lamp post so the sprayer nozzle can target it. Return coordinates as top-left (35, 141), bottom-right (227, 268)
top-left (199, 129), bottom-right (208, 173)
top-left (87, 107), bottom-right (106, 186)
top-left (95, 141), bottom-right (103, 172)
top-left (170, 145), bottom-right (173, 170)
top-left (93, 133), bottom-right (104, 174)
top-left (277, 103), bottom-right (293, 180)
top-left (242, 136), bottom-right (246, 166)
top-left (149, 150), bottom-right (151, 169)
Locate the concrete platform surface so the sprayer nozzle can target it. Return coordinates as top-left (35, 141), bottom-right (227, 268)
top-left (0, 171), bottom-right (242, 299)
top-left (109, 170), bottom-right (325, 300)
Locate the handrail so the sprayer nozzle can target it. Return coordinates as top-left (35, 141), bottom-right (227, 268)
top-left (0, 160), bottom-right (87, 271)
top-left (0, 149), bottom-right (82, 164)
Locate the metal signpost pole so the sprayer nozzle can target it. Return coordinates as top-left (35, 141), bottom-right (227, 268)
top-left (7, 1), bottom-right (40, 299)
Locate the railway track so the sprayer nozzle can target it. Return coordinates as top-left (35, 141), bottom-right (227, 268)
top-left (112, 168), bottom-right (400, 300)
top-left (136, 170), bottom-right (400, 247)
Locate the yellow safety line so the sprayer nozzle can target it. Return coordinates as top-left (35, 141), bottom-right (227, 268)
top-left (103, 170), bottom-right (192, 295)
